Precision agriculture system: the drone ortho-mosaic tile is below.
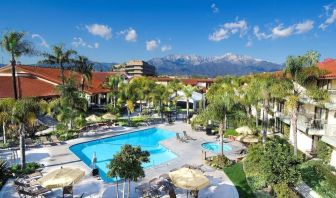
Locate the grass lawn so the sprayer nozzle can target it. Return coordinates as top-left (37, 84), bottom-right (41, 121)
top-left (224, 162), bottom-right (255, 198)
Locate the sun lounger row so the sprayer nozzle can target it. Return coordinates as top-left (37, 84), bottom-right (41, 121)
top-left (40, 135), bottom-right (63, 146)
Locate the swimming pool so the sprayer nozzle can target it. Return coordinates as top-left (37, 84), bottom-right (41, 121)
top-left (202, 142), bottom-right (232, 153)
top-left (70, 128), bottom-right (177, 182)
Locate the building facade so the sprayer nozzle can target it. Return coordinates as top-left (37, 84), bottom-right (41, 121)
top-left (114, 60), bottom-right (156, 77)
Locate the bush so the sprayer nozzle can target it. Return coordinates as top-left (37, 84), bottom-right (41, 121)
top-left (224, 129), bottom-right (239, 137)
top-left (283, 124), bottom-right (290, 139)
top-left (316, 140), bottom-right (332, 163)
top-left (10, 162), bottom-right (40, 176)
top-left (0, 160), bottom-right (8, 189)
top-left (300, 160), bottom-right (336, 198)
top-left (206, 155), bottom-right (234, 169)
top-left (244, 137), bottom-right (301, 191)
top-left (0, 142), bottom-right (9, 149)
top-left (273, 182), bottom-right (299, 198)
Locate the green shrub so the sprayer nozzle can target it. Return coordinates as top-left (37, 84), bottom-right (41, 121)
top-left (10, 162), bottom-right (40, 176)
top-left (0, 160), bottom-right (8, 182)
top-left (283, 124), bottom-right (290, 139)
top-left (0, 142), bottom-right (9, 149)
top-left (316, 140), bottom-right (332, 162)
top-left (300, 160), bottom-right (336, 198)
top-left (224, 129), bottom-right (239, 137)
top-left (272, 182), bottom-right (299, 198)
top-left (206, 155), bottom-right (234, 169)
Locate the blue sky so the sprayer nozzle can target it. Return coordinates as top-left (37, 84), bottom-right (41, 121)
top-left (0, 0), bottom-right (335, 64)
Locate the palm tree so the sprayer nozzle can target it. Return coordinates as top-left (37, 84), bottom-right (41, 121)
top-left (0, 99), bottom-right (15, 143)
top-left (204, 81), bottom-right (237, 156)
top-left (168, 79), bottom-right (183, 120)
top-left (119, 82), bottom-right (136, 126)
top-left (284, 51), bottom-right (328, 156)
top-left (11, 99), bottom-right (41, 168)
top-left (151, 84), bottom-right (169, 122)
top-left (73, 55), bottom-right (93, 91)
top-left (182, 85), bottom-right (196, 123)
top-left (0, 31), bottom-right (35, 99)
top-left (105, 75), bottom-right (123, 108)
top-left (39, 44), bottom-right (77, 85)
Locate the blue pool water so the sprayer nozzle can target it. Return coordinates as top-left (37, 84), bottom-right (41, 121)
top-left (202, 142), bottom-right (232, 153)
top-left (70, 128), bottom-right (177, 182)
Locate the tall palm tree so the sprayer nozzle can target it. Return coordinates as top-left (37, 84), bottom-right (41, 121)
top-left (151, 84), bottom-right (169, 122)
top-left (119, 82), bottom-right (136, 125)
top-left (73, 55), bottom-right (93, 92)
top-left (284, 51), bottom-right (328, 157)
top-left (204, 81), bottom-right (237, 156)
top-left (0, 31), bottom-right (35, 99)
top-left (105, 75), bottom-right (123, 108)
top-left (0, 99), bottom-right (15, 143)
top-left (11, 99), bottom-right (41, 168)
top-left (39, 44), bottom-right (77, 85)
top-left (168, 79), bottom-right (183, 120)
top-left (182, 85), bottom-right (196, 123)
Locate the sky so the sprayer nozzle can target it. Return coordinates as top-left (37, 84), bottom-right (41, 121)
top-left (0, 0), bottom-right (335, 64)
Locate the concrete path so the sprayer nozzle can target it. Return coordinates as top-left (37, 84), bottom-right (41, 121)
top-left (0, 122), bottom-right (238, 198)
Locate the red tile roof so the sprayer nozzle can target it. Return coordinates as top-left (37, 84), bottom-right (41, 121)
top-left (0, 76), bottom-right (58, 99)
top-left (318, 59), bottom-right (336, 79)
top-left (0, 65), bottom-right (122, 98)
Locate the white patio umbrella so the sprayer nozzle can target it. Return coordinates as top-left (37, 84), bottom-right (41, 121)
top-left (85, 114), bottom-right (100, 122)
top-left (236, 126), bottom-right (252, 135)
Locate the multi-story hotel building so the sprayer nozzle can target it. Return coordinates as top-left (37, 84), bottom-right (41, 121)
top-left (113, 60), bottom-right (156, 77)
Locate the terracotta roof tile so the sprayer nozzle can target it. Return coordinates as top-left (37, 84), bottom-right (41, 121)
top-left (318, 59), bottom-right (336, 79)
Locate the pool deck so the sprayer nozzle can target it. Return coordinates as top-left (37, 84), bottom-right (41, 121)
top-left (1, 122), bottom-right (239, 198)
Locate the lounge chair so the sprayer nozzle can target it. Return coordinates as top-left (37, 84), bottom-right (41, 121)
top-left (176, 133), bottom-right (188, 143)
top-left (40, 136), bottom-right (53, 146)
top-left (158, 173), bottom-right (170, 180)
top-left (51, 135), bottom-right (62, 144)
top-left (183, 131), bottom-right (196, 140)
top-left (25, 138), bottom-right (38, 148)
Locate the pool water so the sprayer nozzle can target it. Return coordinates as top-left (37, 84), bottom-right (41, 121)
top-left (202, 142), bottom-right (232, 153)
top-left (70, 128), bottom-right (177, 182)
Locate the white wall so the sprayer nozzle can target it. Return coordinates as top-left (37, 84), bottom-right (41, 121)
top-left (330, 149), bottom-right (336, 167)
top-left (289, 130), bottom-right (313, 153)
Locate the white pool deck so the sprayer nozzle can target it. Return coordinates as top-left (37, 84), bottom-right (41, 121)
top-left (1, 122), bottom-right (239, 198)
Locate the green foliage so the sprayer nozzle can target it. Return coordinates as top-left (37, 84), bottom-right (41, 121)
top-left (316, 140), bottom-right (332, 162)
top-left (300, 160), bottom-right (336, 198)
top-left (283, 124), bottom-right (290, 139)
top-left (272, 182), bottom-right (299, 198)
top-left (245, 137), bottom-right (301, 191)
top-left (224, 162), bottom-right (256, 198)
top-left (107, 144), bottom-right (150, 196)
top-left (224, 129), bottom-right (239, 137)
top-left (0, 143), bottom-right (9, 149)
top-left (206, 155), bottom-right (234, 169)
top-left (10, 162), bottom-right (40, 176)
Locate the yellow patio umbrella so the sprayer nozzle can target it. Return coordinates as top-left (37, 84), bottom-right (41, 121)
top-left (37, 167), bottom-right (85, 189)
top-left (85, 114), bottom-right (100, 122)
top-left (102, 113), bottom-right (116, 120)
top-left (169, 167), bottom-right (210, 191)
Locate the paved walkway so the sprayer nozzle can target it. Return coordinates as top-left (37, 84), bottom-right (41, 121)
top-left (1, 122), bottom-right (238, 198)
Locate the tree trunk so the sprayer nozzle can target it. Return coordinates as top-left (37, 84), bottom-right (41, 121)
top-left (19, 125), bottom-right (26, 169)
top-left (3, 122), bottom-right (6, 144)
top-left (262, 99), bottom-right (269, 144)
top-left (219, 118), bottom-right (225, 156)
top-left (81, 76), bottom-right (85, 92)
top-left (127, 109), bottom-right (131, 126)
top-left (160, 101), bottom-right (163, 122)
top-left (186, 98), bottom-right (189, 123)
top-left (291, 102), bottom-right (299, 157)
top-left (116, 180), bottom-right (119, 198)
top-left (139, 100), bottom-right (142, 113)
top-left (127, 179), bottom-right (131, 198)
top-left (122, 180), bottom-right (126, 198)
top-left (255, 106), bottom-right (258, 130)
top-left (60, 62), bottom-right (65, 85)
top-left (11, 56), bottom-right (18, 100)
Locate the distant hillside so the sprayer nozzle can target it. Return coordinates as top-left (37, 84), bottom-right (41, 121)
top-left (148, 53), bottom-right (283, 77)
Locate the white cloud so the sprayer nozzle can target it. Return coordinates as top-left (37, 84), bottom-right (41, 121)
top-left (319, 8), bottom-right (336, 30)
top-left (161, 45), bottom-right (172, 52)
top-left (85, 24), bottom-right (112, 40)
top-left (246, 38), bottom-right (253, 47)
top-left (211, 3), bottom-right (219, 13)
top-left (31, 34), bottom-right (49, 48)
top-left (295, 20), bottom-right (314, 34)
top-left (253, 26), bottom-right (271, 40)
top-left (209, 19), bottom-right (248, 41)
top-left (119, 28), bottom-right (137, 42)
top-left (271, 24), bottom-right (294, 38)
top-left (146, 39), bottom-right (160, 51)
top-left (71, 37), bottom-right (99, 49)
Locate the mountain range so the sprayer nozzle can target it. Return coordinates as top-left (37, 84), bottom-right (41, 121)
top-left (147, 53), bottom-right (283, 77)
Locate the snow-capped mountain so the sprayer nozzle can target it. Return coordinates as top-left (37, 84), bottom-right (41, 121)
top-left (148, 53), bottom-right (283, 77)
